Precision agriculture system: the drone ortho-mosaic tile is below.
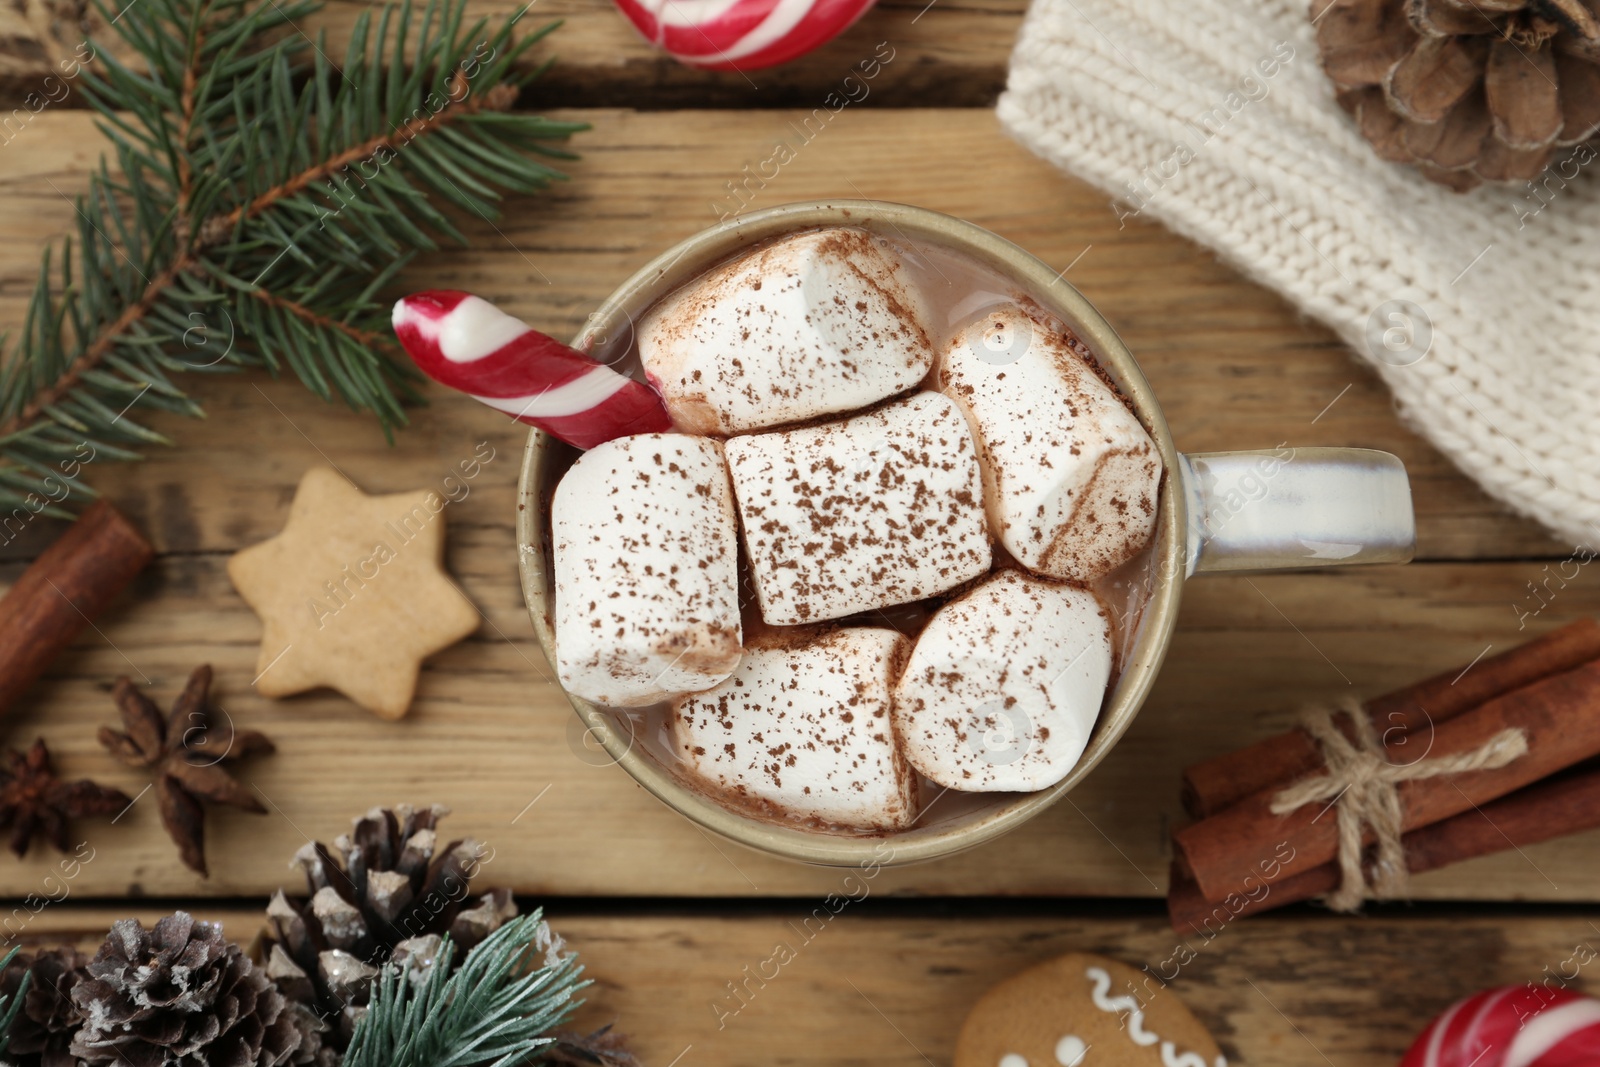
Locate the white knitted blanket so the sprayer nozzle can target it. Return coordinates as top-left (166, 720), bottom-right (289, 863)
top-left (997, 0), bottom-right (1600, 549)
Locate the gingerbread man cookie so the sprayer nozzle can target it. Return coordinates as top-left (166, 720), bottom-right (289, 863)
top-left (954, 952), bottom-right (1225, 1067)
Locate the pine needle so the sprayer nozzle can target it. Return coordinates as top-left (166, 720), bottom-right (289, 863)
top-left (0, 0), bottom-right (584, 527)
top-left (341, 912), bottom-right (589, 1067)
top-left (0, 944), bottom-right (28, 1052)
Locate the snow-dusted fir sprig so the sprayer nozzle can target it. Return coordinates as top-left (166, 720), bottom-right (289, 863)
top-left (341, 912), bottom-right (589, 1067)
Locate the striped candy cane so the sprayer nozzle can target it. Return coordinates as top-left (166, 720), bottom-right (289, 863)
top-left (392, 291), bottom-right (672, 450)
top-left (1401, 986), bottom-right (1600, 1067)
top-left (611, 0), bottom-right (878, 70)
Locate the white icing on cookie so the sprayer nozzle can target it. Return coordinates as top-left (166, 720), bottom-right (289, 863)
top-left (1055, 1035), bottom-right (1088, 1066)
top-left (1084, 966), bottom-right (1228, 1067)
top-left (998, 1054), bottom-right (1030, 1067)
top-left (1161, 1042), bottom-right (1211, 1067)
top-left (1087, 967), bottom-right (1159, 1046)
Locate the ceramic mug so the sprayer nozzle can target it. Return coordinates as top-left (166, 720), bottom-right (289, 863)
top-left (515, 200), bottom-right (1415, 867)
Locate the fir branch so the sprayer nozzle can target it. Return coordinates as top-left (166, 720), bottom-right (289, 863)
top-left (0, 0), bottom-right (585, 521)
top-left (174, 16), bottom-right (204, 218)
top-left (0, 260), bottom-right (189, 443)
top-left (214, 76), bottom-right (521, 232)
top-left (248, 288), bottom-right (389, 347)
top-left (342, 912), bottom-right (588, 1067)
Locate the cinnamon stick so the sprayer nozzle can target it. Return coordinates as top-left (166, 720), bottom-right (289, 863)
top-left (1173, 655), bottom-right (1600, 903)
top-left (1180, 619), bottom-right (1600, 818)
top-left (1168, 757), bottom-right (1600, 935)
top-left (0, 501), bottom-right (153, 714)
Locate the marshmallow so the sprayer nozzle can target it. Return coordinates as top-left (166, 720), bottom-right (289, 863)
top-left (893, 570), bottom-right (1112, 792)
top-left (939, 304), bottom-right (1162, 583)
top-left (670, 628), bottom-right (918, 830)
top-left (552, 434), bottom-right (742, 707)
top-left (725, 391), bottom-right (992, 626)
top-left (638, 228), bottom-right (935, 435)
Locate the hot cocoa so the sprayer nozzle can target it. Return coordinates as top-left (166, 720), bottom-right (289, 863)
top-left (548, 226), bottom-right (1164, 834)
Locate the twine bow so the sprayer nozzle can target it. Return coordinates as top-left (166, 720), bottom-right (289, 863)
top-left (1269, 696), bottom-right (1528, 912)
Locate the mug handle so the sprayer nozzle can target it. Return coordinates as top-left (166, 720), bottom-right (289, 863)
top-left (1178, 447), bottom-right (1415, 576)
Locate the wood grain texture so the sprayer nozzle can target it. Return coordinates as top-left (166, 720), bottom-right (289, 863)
top-left (0, 109), bottom-right (1564, 559)
top-left (9, 905), bottom-right (1600, 1067)
top-left (0, 109), bottom-right (1588, 900)
top-left (0, 0), bottom-right (1014, 108)
top-left (0, 538), bottom-right (1595, 900)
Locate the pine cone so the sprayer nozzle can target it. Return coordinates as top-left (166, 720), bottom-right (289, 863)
top-left (1314, 0), bottom-right (1600, 188)
top-left (69, 912), bottom-right (302, 1067)
top-left (545, 1024), bottom-right (646, 1067)
top-left (0, 946), bottom-right (89, 1067)
top-left (261, 804), bottom-right (515, 1053)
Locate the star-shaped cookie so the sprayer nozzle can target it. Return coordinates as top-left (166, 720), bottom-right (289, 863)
top-left (227, 467), bottom-right (479, 719)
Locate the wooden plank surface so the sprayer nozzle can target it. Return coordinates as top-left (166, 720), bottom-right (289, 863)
top-left (3, 0), bottom-right (1591, 1059)
top-left (0, 108), bottom-right (1589, 901)
top-left (5, 543), bottom-right (1599, 900)
top-left (11, 904), bottom-right (1600, 1066)
top-left (0, 0), bottom-right (1015, 108)
top-left (0, 109), bottom-right (1564, 560)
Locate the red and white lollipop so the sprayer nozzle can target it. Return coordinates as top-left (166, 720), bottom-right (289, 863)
top-left (1401, 986), bottom-right (1600, 1067)
top-left (612, 0), bottom-right (876, 70)
top-left (392, 291), bottom-right (672, 450)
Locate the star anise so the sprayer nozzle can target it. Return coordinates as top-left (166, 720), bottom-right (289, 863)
top-left (0, 740), bottom-right (129, 858)
top-left (98, 665), bottom-right (275, 876)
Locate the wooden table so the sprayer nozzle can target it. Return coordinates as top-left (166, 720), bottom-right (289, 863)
top-left (0, 2), bottom-right (1593, 1062)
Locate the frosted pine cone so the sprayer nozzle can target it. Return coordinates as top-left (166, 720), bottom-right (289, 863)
top-left (69, 912), bottom-right (301, 1067)
top-left (261, 804), bottom-right (515, 1052)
